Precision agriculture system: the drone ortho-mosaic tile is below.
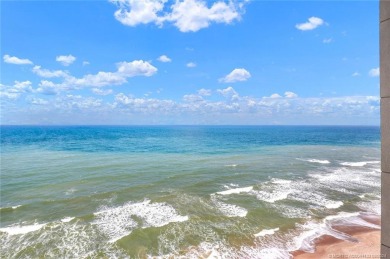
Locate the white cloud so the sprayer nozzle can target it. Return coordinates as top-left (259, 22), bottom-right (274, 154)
top-left (36, 80), bottom-right (71, 95)
top-left (323, 38), bottom-right (332, 43)
top-left (14, 81), bottom-right (33, 92)
top-left (29, 97), bottom-right (49, 105)
top-left (369, 67), bottom-right (380, 77)
top-left (168, 0), bottom-right (243, 32)
top-left (92, 88), bottom-right (113, 96)
top-left (70, 72), bottom-right (127, 87)
top-left (157, 55), bottom-right (172, 62)
top-left (296, 17), bottom-right (324, 31)
top-left (32, 66), bottom-right (68, 78)
top-left (30, 60), bottom-right (158, 95)
top-left (111, 0), bottom-right (246, 32)
top-left (1, 85), bottom-right (380, 125)
top-left (0, 81), bottom-right (33, 99)
top-left (115, 93), bottom-right (176, 113)
top-left (186, 62), bottom-right (196, 68)
top-left (83, 61), bottom-right (90, 66)
top-left (111, 0), bottom-right (166, 27)
top-left (3, 54), bottom-right (33, 65)
top-left (116, 60), bottom-right (157, 77)
top-left (56, 55), bottom-right (76, 66)
top-left (269, 93), bottom-right (282, 98)
top-left (219, 68), bottom-right (251, 83)
top-left (59, 60), bottom-right (157, 89)
top-left (284, 91), bottom-right (298, 98)
top-left (217, 86), bottom-right (239, 100)
top-left (198, 88), bottom-right (211, 96)
top-left (352, 72), bottom-right (360, 77)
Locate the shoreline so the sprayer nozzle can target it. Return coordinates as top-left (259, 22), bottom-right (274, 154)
top-left (293, 229), bottom-right (382, 259)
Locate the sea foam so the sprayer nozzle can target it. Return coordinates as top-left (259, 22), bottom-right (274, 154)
top-left (93, 199), bottom-right (188, 242)
top-left (254, 227), bottom-right (279, 237)
top-left (0, 223), bottom-right (46, 236)
top-left (340, 161), bottom-right (380, 167)
top-left (216, 186), bottom-right (253, 195)
top-left (297, 158), bottom-right (330, 164)
top-left (210, 195), bottom-right (248, 218)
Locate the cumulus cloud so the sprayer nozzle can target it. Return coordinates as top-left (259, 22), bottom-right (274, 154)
top-left (83, 61), bottom-right (90, 66)
top-left (284, 91), bottom-right (298, 98)
top-left (157, 55), bottom-right (172, 62)
top-left (296, 17), bottom-right (324, 31)
top-left (110, 0), bottom-right (246, 32)
top-left (369, 67), bottom-right (380, 77)
top-left (28, 97), bottom-right (49, 105)
top-left (352, 72), bottom-right (360, 77)
top-left (198, 88), bottom-right (211, 96)
top-left (0, 81), bottom-right (33, 99)
top-left (92, 88), bottom-right (113, 96)
top-left (219, 68), bottom-right (251, 83)
top-left (22, 60), bottom-right (158, 96)
top-left (269, 93), bottom-right (282, 98)
top-left (217, 86), bottom-right (240, 100)
top-left (14, 81), bottom-right (33, 92)
top-left (167, 0), bottom-right (243, 32)
top-left (36, 80), bottom-right (71, 95)
top-left (32, 66), bottom-right (69, 78)
top-left (56, 55), bottom-right (76, 66)
top-left (186, 62), bottom-right (196, 68)
top-left (111, 0), bottom-right (166, 26)
top-left (1, 84), bottom-right (380, 125)
top-left (115, 93), bottom-right (176, 113)
top-left (3, 54), bottom-right (33, 65)
top-left (75, 60), bottom-right (157, 87)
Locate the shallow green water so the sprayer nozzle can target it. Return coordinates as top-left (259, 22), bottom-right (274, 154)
top-left (0, 126), bottom-right (381, 258)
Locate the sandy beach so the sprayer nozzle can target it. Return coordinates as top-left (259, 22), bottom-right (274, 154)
top-left (294, 230), bottom-right (383, 259)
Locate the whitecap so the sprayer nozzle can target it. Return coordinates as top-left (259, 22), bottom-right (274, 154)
top-left (216, 186), bottom-right (253, 195)
top-left (340, 161), bottom-right (380, 167)
top-left (253, 189), bottom-right (292, 203)
top-left (254, 227), bottom-right (279, 237)
top-left (0, 223), bottom-right (46, 236)
top-left (297, 158), bottom-right (330, 164)
top-left (325, 201), bottom-right (343, 209)
top-left (61, 217), bottom-right (75, 223)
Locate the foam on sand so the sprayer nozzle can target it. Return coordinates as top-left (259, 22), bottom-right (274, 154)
top-left (93, 199), bottom-right (188, 242)
top-left (216, 186), bottom-right (253, 195)
top-left (0, 223), bottom-right (46, 236)
top-left (254, 227), bottom-right (279, 237)
top-left (289, 212), bottom-right (380, 253)
top-left (152, 240), bottom-right (292, 259)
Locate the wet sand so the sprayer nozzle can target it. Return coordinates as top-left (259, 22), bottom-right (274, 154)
top-left (294, 230), bottom-right (382, 259)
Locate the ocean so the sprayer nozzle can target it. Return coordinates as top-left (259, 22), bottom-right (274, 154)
top-left (0, 126), bottom-right (381, 258)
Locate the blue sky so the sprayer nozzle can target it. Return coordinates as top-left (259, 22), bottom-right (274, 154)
top-left (1, 0), bottom-right (380, 125)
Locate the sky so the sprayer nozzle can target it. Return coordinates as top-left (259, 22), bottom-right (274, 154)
top-left (0, 0), bottom-right (380, 125)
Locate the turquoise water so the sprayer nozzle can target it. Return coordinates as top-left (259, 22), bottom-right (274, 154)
top-left (0, 126), bottom-right (381, 258)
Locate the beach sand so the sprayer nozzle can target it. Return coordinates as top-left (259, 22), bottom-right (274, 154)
top-left (294, 230), bottom-right (382, 259)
